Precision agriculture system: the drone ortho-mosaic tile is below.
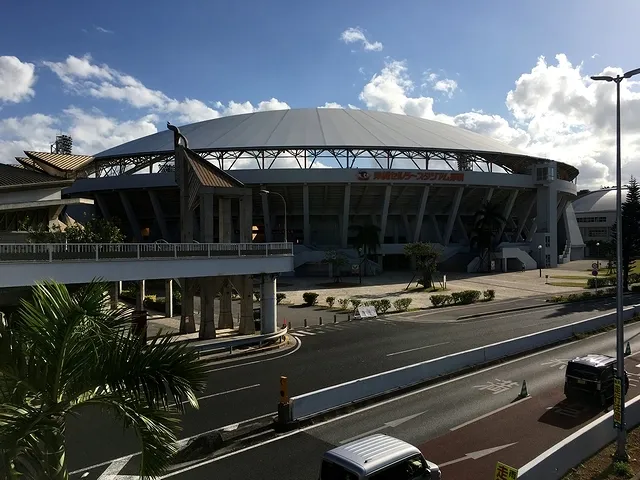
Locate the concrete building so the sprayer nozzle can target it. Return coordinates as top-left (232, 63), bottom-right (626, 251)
top-left (22, 108), bottom-right (586, 272)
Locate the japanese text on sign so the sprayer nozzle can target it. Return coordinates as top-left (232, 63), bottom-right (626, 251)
top-left (494, 461), bottom-right (518, 479)
top-left (357, 170), bottom-right (465, 182)
top-left (614, 377), bottom-right (622, 429)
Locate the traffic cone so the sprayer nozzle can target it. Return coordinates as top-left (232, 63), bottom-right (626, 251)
top-left (626, 342), bottom-right (631, 356)
top-left (519, 380), bottom-right (529, 398)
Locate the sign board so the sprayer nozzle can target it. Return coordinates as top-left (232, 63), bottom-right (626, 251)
top-left (494, 462), bottom-right (518, 479)
top-left (356, 170), bottom-right (465, 183)
top-left (357, 305), bottom-right (378, 319)
top-left (614, 377), bottom-right (623, 429)
top-left (592, 269), bottom-right (599, 277)
top-left (351, 264), bottom-right (360, 274)
top-left (592, 262), bottom-right (598, 269)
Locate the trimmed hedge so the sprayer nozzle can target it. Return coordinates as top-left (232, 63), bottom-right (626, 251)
top-left (430, 289), bottom-right (489, 307)
top-left (393, 298), bottom-right (413, 312)
top-left (302, 291), bottom-right (319, 306)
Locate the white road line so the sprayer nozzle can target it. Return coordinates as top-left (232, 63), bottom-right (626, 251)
top-left (290, 332), bottom-right (307, 337)
top-left (299, 330), bottom-right (317, 335)
top-left (386, 342), bottom-right (451, 357)
top-left (161, 330), bottom-right (592, 477)
top-left (180, 384), bottom-right (260, 404)
top-left (450, 396), bottom-right (531, 431)
top-left (203, 335), bottom-right (301, 373)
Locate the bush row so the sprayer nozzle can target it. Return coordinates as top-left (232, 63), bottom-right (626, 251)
top-left (549, 287), bottom-right (617, 303)
top-left (300, 292), bottom-right (414, 313)
top-left (430, 289), bottom-right (495, 307)
top-left (587, 272), bottom-right (640, 289)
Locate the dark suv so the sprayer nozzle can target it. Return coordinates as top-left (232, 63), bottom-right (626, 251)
top-left (564, 354), bottom-right (630, 406)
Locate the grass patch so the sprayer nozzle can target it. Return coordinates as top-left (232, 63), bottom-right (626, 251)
top-left (548, 281), bottom-right (588, 288)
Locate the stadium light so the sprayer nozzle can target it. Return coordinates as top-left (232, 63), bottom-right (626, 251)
top-left (591, 66), bottom-right (640, 461)
top-left (260, 189), bottom-right (288, 243)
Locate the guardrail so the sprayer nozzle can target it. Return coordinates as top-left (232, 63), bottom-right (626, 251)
top-left (518, 394), bottom-right (640, 479)
top-left (280, 305), bottom-right (640, 424)
top-left (0, 242), bottom-right (293, 263)
top-left (194, 326), bottom-right (288, 355)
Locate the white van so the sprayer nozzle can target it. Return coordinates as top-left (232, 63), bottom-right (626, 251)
top-left (319, 434), bottom-right (442, 480)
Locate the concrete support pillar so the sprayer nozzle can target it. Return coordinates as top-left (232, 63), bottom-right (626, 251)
top-left (482, 188), bottom-right (494, 205)
top-left (148, 190), bottom-right (170, 240)
top-left (515, 195), bottom-right (536, 241)
top-left (176, 144), bottom-right (195, 334)
top-left (218, 197), bottom-right (232, 243)
top-left (456, 216), bottom-right (469, 244)
top-left (430, 215), bottom-right (443, 243)
top-left (218, 278), bottom-right (234, 329)
top-left (94, 193), bottom-right (111, 220)
top-left (239, 194), bottom-right (253, 243)
top-left (119, 191), bottom-right (142, 242)
top-left (393, 219), bottom-right (399, 243)
top-left (413, 186), bottom-right (430, 242)
top-left (401, 215), bottom-right (411, 242)
top-left (535, 184), bottom-right (558, 267)
top-left (238, 275), bottom-right (255, 335)
top-left (109, 282), bottom-right (119, 310)
top-left (180, 279), bottom-right (196, 334)
top-left (341, 184), bottom-right (351, 248)
top-left (443, 187), bottom-right (464, 246)
top-left (379, 185), bottom-right (392, 245)
top-left (496, 190), bottom-right (519, 241)
top-left (260, 274), bottom-right (277, 334)
top-left (200, 277), bottom-right (221, 338)
top-left (164, 279), bottom-right (173, 318)
top-left (135, 280), bottom-right (146, 311)
top-left (303, 183), bottom-right (310, 245)
top-left (557, 196), bottom-right (569, 221)
top-left (260, 184), bottom-right (272, 242)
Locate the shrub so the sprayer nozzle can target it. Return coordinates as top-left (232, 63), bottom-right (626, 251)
top-left (631, 285), bottom-right (640, 293)
top-left (587, 277), bottom-right (615, 289)
top-left (579, 291), bottom-right (593, 301)
top-left (483, 289), bottom-right (496, 301)
top-left (276, 293), bottom-right (286, 304)
top-left (253, 291), bottom-right (261, 302)
top-left (302, 292), bottom-right (319, 306)
top-left (350, 298), bottom-right (362, 309)
top-left (451, 290), bottom-right (481, 305)
top-left (377, 299), bottom-right (391, 314)
top-left (326, 296), bottom-right (336, 308)
top-left (430, 294), bottom-right (450, 307)
top-left (393, 298), bottom-right (413, 312)
top-left (612, 460), bottom-right (633, 478)
top-left (606, 287), bottom-right (617, 295)
top-left (549, 295), bottom-right (564, 303)
top-left (338, 298), bottom-right (350, 310)
top-left (173, 289), bottom-right (182, 303)
top-left (567, 293), bottom-right (580, 302)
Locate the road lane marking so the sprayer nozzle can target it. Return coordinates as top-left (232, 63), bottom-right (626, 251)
top-left (386, 342), bottom-right (451, 357)
top-left (95, 455), bottom-right (135, 479)
top-left (203, 335), bottom-right (301, 373)
top-left (178, 384), bottom-right (260, 405)
top-left (450, 396), bottom-right (531, 431)
top-left (438, 443), bottom-right (518, 468)
top-left (339, 411), bottom-right (428, 444)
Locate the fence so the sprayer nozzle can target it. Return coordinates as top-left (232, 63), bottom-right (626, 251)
top-left (0, 242), bottom-right (293, 262)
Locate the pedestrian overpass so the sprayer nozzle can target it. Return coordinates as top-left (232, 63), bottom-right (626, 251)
top-left (0, 242), bottom-right (294, 288)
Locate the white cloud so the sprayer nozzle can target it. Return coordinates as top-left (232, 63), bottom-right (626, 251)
top-left (44, 54), bottom-right (289, 124)
top-left (422, 71), bottom-right (458, 98)
top-left (340, 27), bottom-right (383, 52)
top-left (319, 102), bottom-right (343, 108)
top-left (95, 26), bottom-right (113, 34)
top-left (358, 54), bottom-right (640, 188)
top-left (0, 56), bottom-right (37, 103)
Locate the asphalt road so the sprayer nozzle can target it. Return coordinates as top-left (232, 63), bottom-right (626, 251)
top-left (67, 294), bottom-right (640, 476)
top-left (152, 319), bottom-right (640, 480)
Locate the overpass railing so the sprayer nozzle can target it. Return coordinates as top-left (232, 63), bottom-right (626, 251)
top-left (0, 242), bottom-right (293, 263)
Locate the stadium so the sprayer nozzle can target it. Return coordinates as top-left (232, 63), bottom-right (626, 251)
top-left (14, 108), bottom-right (586, 275)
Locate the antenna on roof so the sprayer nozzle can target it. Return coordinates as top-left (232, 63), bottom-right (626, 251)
top-left (51, 135), bottom-right (73, 155)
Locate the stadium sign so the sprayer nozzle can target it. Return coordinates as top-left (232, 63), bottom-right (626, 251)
top-left (356, 171), bottom-right (465, 182)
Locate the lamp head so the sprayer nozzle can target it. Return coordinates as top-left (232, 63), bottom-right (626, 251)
top-left (591, 75), bottom-right (614, 82)
top-left (259, 189), bottom-right (270, 195)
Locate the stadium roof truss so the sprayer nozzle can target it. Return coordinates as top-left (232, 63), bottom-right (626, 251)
top-left (86, 146), bottom-right (569, 179)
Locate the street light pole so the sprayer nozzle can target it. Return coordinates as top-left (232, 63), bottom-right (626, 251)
top-left (538, 244), bottom-right (542, 278)
top-left (260, 189), bottom-right (288, 243)
top-left (591, 66), bottom-right (640, 461)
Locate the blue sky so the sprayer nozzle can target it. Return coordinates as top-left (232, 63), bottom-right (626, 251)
top-left (1, 0), bottom-right (640, 187)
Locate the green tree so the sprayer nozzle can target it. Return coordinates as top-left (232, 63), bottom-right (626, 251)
top-left (404, 242), bottom-right (440, 289)
top-left (352, 224), bottom-right (381, 276)
top-left (611, 177), bottom-right (640, 291)
top-left (0, 280), bottom-right (208, 479)
top-left (470, 202), bottom-right (506, 272)
top-left (324, 250), bottom-right (349, 283)
top-left (20, 215), bottom-right (125, 244)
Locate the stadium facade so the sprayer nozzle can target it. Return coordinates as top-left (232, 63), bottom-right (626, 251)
top-left (19, 108), bottom-right (586, 274)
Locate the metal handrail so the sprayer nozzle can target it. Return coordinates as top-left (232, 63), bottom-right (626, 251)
top-left (0, 242), bottom-right (294, 263)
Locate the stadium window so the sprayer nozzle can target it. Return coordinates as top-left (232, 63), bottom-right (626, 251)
top-left (588, 228), bottom-right (607, 237)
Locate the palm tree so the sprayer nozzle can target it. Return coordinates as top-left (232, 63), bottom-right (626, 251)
top-left (352, 224), bottom-right (381, 276)
top-left (0, 280), bottom-right (209, 479)
top-left (470, 202), bottom-right (506, 273)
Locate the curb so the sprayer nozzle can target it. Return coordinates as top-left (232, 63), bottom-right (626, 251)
top-left (197, 335), bottom-right (295, 360)
top-left (457, 303), bottom-right (551, 320)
